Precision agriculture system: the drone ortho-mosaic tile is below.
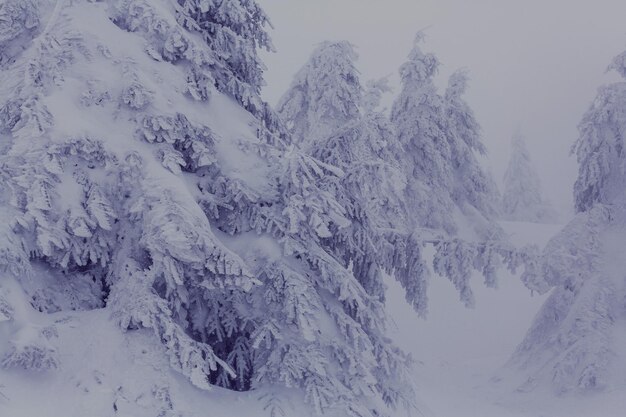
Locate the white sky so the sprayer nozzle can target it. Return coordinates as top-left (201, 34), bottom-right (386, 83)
top-left (257, 0), bottom-right (626, 215)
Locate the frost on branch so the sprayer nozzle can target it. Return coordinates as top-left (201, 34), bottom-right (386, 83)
top-left (0, 0), bottom-right (40, 65)
top-left (2, 325), bottom-right (60, 372)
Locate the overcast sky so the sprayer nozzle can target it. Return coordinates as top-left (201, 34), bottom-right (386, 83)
top-left (257, 0), bottom-right (626, 215)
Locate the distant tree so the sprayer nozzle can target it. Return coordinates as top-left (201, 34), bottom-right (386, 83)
top-left (501, 131), bottom-right (557, 223)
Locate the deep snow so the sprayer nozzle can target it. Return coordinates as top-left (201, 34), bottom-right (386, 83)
top-left (5, 219), bottom-right (625, 417)
top-left (388, 220), bottom-right (626, 417)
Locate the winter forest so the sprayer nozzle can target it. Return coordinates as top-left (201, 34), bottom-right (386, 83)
top-left (0, 1), bottom-right (625, 416)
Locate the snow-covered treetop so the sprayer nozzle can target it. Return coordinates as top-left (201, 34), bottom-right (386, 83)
top-left (175, 0), bottom-right (274, 96)
top-left (444, 69), bottom-right (486, 155)
top-left (391, 32), bottom-right (499, 234)
top-left (276, 41), bottom-right (362, 147)
top-left (391, 33), bottom-right (449, 194)
top-left (608, 49), bottom-right (626, 78)
top-left (111, 0), bottom-right (286, 144)
top-left (399, 32), bottom-right (440, 85)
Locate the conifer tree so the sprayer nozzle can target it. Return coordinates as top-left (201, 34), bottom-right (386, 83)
top-left (277, 41), bottom-right (362, 148)
top-left (390, 33), bottom-right (455, 233)
top-left (391, 34), bottom-right (500, 236)
top-left (501, 131), bottom-right (557, 223)
top-left (0, 2), bottom-right (412, 415)
top-left (278, 38), bottom-right (532, 317)
top-left (444, 69), bottom-right (499, 220)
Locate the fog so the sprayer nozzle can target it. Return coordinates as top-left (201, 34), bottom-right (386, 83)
top-left (258, 0), bottom-right (626, 215)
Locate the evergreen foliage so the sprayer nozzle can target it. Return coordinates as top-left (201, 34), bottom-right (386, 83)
top-left (0, 3), bottom-right (539, 416)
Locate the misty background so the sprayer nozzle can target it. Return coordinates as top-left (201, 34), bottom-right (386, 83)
top-left (258, 0), bottom-right (626, 216)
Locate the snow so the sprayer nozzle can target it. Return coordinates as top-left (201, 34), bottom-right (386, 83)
top-left (4, 219), bottom-right (623, 417)
top-left (0, 274), bottom-right (304, 417)
top-left (387, 219), bottom-right (626, 417)
top-left (1, 1), bottom-right (624, 416)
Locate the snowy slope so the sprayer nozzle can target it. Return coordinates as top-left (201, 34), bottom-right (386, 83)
top-left (0, 1), bottom-right (415, 415)
top-left (387, 220), bottom-right (626, 417)
top-left (0, 273), bottom-right (308, 417)
top-left (3, 1), bottom-right (622, 417)
top-left (3, 218), bottom-right (624, 416)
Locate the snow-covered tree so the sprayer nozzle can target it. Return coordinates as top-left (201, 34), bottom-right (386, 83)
top-left (0, 2), bottom-right (414, 416)
top-left (501, 131), bottom-right (557, 223)
top-left (444, 69), bottom-right (499, 220)
top-left (390, 33), bottom-right (454, 233)
top-left (278, 38), bottom-right (532, 317)
top-left (390, 34), bottom-right (499, 238)
top-left (507, 50), bottom-right (626, 394)
top-left (0, 3), bottom-right (543, 415)
top-left (278, 43), bottom-right (404, 305)
top-left (277, 41), bottom-right (362, 148)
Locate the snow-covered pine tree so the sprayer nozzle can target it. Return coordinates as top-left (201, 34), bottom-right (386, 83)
top-left (506, 49), bottom-right (626, 394)
top-left (0, 1), bottom-right (414, 416)
top-left (278, 41), bottom-right (447, 318)
top-left (390, 34), bottom-right (501, 239)
top-left (501, 130), bottom-right (557, 223)
top-left (390, 33), bottom-right (456, 234)
top-left (444, 69), bottom-right (499, 223)
top-left (278, 43), bottom-right (408, 304)
top-left (277, 39), bottom-right (535, 317)
top-left (277, 41), bottom-right (362, 149)
top-left (387, 34), bottom-right (518, 308)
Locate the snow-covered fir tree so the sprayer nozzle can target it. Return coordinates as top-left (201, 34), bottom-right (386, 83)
top-left (0, 1), bottom-right (414, 416)
top-left (278, 42), bottom-right (413, 310)
top-left (277, 41), bottom-right (361, 149)
top-left (277, 39), bottom-right (537, 316)
top-left (444, 69), bottom-right (499, 221)
top-left (507, 49), bottom-right (626, 394)
top-left (390, 33), bottom-right (454, 233)
top-left (390, 33), bottom-right (499, 238)
top-left (387, 34), bottom-right (517, 308)
top-left (501, 130), bottom-right (557, 223)
top-left (0, 2), bottom-right (544, 415)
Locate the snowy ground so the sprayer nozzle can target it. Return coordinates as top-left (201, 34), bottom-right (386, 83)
top-left (387, 220), bottom-right (626, 417)
top-left (3, 220), bottom-right (625, 417)
top-left (0, 275), bottom-right (276, 417)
